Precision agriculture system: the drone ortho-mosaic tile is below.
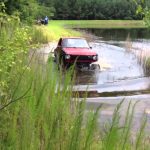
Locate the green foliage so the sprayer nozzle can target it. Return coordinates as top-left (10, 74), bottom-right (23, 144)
top-left (143, 9), bottom-right (150, 27)
top-left (134, 0), bottom-right (150, 27)
top-left (134, 0), bottom-right (150, 76)
top-left (3, 0), bottom-right (55, 23)
top-left (53, 0), bottom-right (142, 20)
top-left (2, 0), bottom-right (146, 21)
top-left (0, 12), bottom-right (48, 110)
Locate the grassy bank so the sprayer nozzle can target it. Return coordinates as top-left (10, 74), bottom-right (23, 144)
top-left (36, 20), bottom-right (146, 41)
top-left (50, 20), bottom-right (146, 29)
top-left (36, 23), bottom-right (81, 41)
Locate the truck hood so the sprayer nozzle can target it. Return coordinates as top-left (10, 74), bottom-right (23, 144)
top-left (63, 48), bottom-right (97, 55)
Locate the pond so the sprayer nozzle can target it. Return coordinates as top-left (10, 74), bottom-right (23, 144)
top-left (37, 28), bottom-right (150, 98)
top-left (84, 28), bottom-right (150, 41)
top-left (74, 28), bottom-right (150, 95)
top-left (73, 28), bottom-right (150, 132)
top-left (37, 27), bottom-right (150, 133)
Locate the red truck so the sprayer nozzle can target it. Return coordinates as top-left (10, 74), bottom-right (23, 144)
top-left (54, 37), bottom-right (98, 68)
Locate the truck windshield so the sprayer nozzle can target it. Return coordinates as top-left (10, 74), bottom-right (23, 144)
top-left (62, 39), bottom-right (89, 48)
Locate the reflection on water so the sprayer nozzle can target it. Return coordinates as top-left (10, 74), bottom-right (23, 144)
top-left (83, 28), bottom-right (150, 41)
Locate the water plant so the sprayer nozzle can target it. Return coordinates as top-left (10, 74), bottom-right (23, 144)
top-left (144, 57), bottom-right (150, 75)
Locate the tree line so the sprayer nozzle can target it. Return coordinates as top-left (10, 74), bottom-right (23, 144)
top-left (2, 0), bottom-right (150, 21)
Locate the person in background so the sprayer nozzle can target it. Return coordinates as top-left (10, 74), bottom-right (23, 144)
top-left (44, 16), bottom-right (48, 25)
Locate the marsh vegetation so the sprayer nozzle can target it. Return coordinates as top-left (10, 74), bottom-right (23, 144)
top-left (1, 1), bottom-right (150, 149)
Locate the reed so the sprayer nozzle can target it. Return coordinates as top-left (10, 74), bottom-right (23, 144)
top-left (144, 57), bottom-right (150, 75)
top-left (1, 55), bottom-right (150, 149)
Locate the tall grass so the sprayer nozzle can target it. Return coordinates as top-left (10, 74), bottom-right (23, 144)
top-left (1, 15), bottom-right (150, 149)
top-left (0, 55), bottom-right (100, 149)
top-left (1, 54), bottom-right (150, 149)
top-left (29, 27), bottom-right (49, 44)
top-left (143, 57), bottom-right (150, 75)
top-left (124, 34), bottom-right (150, 76)
top-left (36, 24), bottom-right (81, 41)
top-left (136, 51), bottom-right (150, 76)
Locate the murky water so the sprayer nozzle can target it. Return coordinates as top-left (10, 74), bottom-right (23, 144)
top-left (37, 28), bottom-right (150, 97)
top-left (74, 28), bottom-right (150, 93)
top-left (37, 28), bottom-right (150, 132)
top-left (74, 28), bottom-right (150, 132)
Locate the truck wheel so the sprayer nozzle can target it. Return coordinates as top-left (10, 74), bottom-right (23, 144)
top-left (90, 64), bottom-right (100, 70)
